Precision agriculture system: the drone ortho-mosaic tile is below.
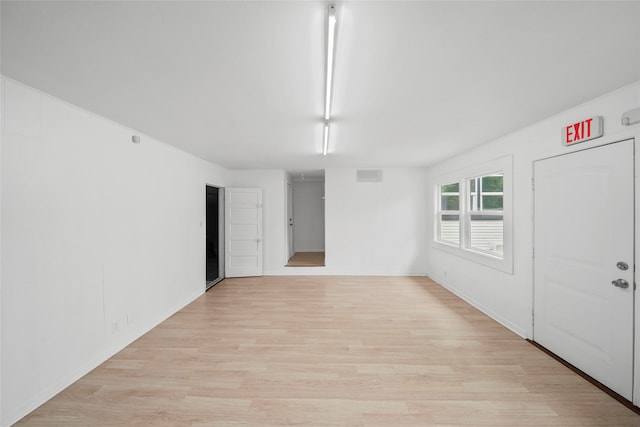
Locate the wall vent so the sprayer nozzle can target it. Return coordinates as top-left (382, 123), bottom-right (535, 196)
top-left (356, 169), bottom-right (383, 183)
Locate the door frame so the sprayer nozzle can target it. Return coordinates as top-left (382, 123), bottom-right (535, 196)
top-left (287, 181), bottom-right (295, 260)
top-left (532, 138), bottom-right (635, 399)
top-left (225, 187), bottom-right (264, 278)
top-left (205, 184), bottom-right (225, 289)
top-left (530, 129), bottom-right (640, 406)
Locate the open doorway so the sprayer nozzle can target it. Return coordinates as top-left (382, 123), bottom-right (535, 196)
top-left (285, 170), bottom-right (325, 267)
top-left (206, 185), bottom-right (225, 289)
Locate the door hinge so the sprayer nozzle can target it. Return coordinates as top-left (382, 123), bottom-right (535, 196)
top-left (531, 178), bottom-right (535, 191)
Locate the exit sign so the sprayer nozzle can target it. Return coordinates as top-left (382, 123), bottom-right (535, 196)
top-left (562, 116), bottom-right (603, 146)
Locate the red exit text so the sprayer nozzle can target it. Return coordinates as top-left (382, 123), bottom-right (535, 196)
top-left (562, 116), bottom-right (603, 146)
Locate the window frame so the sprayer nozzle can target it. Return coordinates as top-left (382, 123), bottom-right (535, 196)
top-left (437, 182), bottom-right (461, 246)
top-left (465, 172), bottom-right (504, 256)
top-left (433, 155), bottom-right (513, 274)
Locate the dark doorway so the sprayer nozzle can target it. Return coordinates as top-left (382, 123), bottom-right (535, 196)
top-left (206, 185), bottom-right (224, 289)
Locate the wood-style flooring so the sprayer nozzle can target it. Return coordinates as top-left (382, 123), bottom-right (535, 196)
top-left (16, 276), bottom-right (640, 426)
top-left (286, 252), bottom-right (325, 267)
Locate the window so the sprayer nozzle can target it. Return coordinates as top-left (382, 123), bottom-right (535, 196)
top-left (433, 156), bottom-right (512, 273)
top-left (438, 182), bottom-right (460, 245)
top-left (467, 173), bottom-right (503, 255)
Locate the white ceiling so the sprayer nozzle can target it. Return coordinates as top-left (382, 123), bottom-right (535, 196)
top-left (2, 1), bottom-right (640, 171)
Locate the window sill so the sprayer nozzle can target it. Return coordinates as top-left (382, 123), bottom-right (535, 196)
top-left (432, 240), bottom-right (513, 274)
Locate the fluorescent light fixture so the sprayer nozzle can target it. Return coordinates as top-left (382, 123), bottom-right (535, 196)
top-left (323, 121), bottom-right (330, 155)
top-left (324, 4), bottom-right (336, 121)
top-left (321, 4), bottom-right (336, 155)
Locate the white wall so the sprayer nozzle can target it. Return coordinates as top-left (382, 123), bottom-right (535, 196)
top-left (0, 65), bottom-right (4, 426)
top-left (1, 77), bottom-right (229, 426)
top-left (228, 168), bottom-right (429, 276)
top-left (292, 180), bottom-right (325, 252)
top-left (425, 81), bottom-right (640, 341)
top-left (324, 168), bottom-right (429, 275)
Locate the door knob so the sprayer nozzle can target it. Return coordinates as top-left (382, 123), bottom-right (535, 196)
top-left (611, 279), bottom-right (629, 289)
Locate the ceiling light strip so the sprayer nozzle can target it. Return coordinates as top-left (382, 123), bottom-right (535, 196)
top-left (323, 4), bottom-right (336, 155)
top-left (323, 121), bottom-right (330, 155)
top-left (324, 4), bottom-right (336, 121)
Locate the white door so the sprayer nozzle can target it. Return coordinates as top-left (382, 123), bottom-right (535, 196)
top-left (533, 139), bottom-right (634, 400)
top-left (287, 182), bottom-right (294, 259)
top-left (225, 188), bottom-right (263, 277)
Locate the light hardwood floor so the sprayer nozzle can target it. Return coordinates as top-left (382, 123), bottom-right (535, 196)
top-left (17, 276), bottom-right (640, 426)
top-left (286, 252), bottom-right (325, 267)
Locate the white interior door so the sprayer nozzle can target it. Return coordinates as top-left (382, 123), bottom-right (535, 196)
top-left (225, 188), bottom-right (263, 277)
top-left (287, 182), bottom-right (294, 259)
top-left (533, 139), bottom-right (634, 400)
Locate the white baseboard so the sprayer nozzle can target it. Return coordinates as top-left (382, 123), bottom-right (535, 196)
top-left (430, 276), bottom-right (527, 339)
top-left (265, 269), bottom-right (427, 276)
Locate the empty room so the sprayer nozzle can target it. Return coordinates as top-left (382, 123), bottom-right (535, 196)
top-left (2, 1), bottom-right (640, 425)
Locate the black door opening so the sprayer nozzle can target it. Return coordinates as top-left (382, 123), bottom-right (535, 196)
top-left (206, 185), bottom-right (224, 289)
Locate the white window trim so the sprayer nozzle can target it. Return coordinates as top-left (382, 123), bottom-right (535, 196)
top-left (433, 155), bottom-right (513, 274)
top-left (438, 185), bottom-right (461, 246)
